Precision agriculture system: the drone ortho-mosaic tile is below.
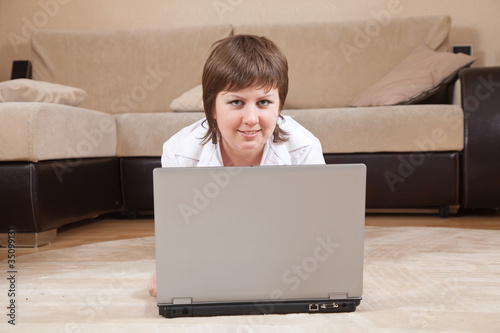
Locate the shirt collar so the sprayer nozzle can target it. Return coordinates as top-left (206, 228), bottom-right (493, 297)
top-left (197, 139), bottom-right (288, 166)
top-left (198, 142), bottom-right (222, 166)
top-left (263, 140), bottom-right (289, 165)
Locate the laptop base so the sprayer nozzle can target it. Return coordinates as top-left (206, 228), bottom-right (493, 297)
top-left (159, 298), bottom-right (361, 318)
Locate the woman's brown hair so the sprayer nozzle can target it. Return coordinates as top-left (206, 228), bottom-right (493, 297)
top-left (201, 34), bottom-right (289, 144)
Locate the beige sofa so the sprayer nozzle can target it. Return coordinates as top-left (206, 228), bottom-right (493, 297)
top-left (1, 15), bottom-right (499, 246)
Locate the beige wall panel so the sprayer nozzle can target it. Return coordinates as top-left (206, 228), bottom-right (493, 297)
top-left (1, 0), bottom-right (499, 81)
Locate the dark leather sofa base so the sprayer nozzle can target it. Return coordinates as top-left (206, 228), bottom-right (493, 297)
top-left (324, 152), bottom-right (460, 209)
top-left (0, 152), bottom-right (462, 246)
top-left (119, 153), bottom-right (460, 214)
top-left (460, 67), bottom-right (500, 209)
top-left (120, 157), bottom-right (161, 216)
top-left (0, 158), bottom-right (122, 234)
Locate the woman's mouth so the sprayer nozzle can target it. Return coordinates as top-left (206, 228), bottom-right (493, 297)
top-left (238, 129), bottom-right (261, 139)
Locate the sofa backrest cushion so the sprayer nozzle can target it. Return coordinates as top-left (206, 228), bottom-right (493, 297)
top-left (234, 15), bottom-right (451, 109)
top-left (31, 16), bottom-right (450, 113)
top-left (31, 24), bottom-right (232, 114)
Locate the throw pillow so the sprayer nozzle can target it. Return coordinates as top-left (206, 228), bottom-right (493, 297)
top-left (350, 44), bottom-right (477, 107)
top-left (170, 85), bottom-right (204, 112)
top-left (0, 79), bottom-right (87, 106)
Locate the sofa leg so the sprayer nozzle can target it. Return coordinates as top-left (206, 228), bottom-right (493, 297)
top-left (120, 208), bottom-right (139, 219)
top-left (0, 229), bottom-right (57, 248)
top-left (439, 206), bottom-right (450, 218)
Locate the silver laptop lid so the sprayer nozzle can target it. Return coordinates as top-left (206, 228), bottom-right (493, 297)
top-left (154, 164), bottom-right (366, 304)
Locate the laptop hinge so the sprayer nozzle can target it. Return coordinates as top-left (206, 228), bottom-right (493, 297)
top-left (329, 292), bottom-right (348, 299)
top-left (172, 297), bottom-right (193, 305)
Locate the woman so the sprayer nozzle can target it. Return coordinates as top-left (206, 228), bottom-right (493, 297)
top-left (149, 34), bottom-right (325, 296)
top-left (161, 34), bottom-right (325, 168)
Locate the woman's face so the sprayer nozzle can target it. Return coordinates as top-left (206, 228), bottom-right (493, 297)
top-left (214, 85), bottom-right (280, 166)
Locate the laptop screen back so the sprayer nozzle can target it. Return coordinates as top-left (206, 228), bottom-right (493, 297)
top-left (154, 164), bottom-right (366, 305)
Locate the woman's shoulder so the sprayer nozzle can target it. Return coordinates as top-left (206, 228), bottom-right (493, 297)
top-left (164, 118), bottom-right (206, 147)
top-left (279, 115), bottom-right (321, 149)
top-left (171, 117), bottom-right (205, 136)
top-left (269, 115), bottom-right (325, 165)
top-left (162, 118), bottom-right (209, 166)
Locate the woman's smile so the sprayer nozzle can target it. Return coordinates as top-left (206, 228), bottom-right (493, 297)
top-left (238, 129), bottom-right (261, 139)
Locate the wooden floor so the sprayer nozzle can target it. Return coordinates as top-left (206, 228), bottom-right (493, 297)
top-left (12, 208), bottom-right (500, 257)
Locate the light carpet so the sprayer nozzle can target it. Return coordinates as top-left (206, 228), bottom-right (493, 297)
top-left (2, 226), bottom-right (500, 333)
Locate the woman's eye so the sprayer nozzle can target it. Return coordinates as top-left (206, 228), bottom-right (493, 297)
top-left (230, 100), bottom-right (242, 106)
top-left (258, 100), bottom-right (271, 106)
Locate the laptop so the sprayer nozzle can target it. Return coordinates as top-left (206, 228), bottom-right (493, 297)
top-left (153, 164), bottom-right (366, 318)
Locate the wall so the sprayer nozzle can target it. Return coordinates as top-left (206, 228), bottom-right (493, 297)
top-left (1, 0), bottom-right (499, 81)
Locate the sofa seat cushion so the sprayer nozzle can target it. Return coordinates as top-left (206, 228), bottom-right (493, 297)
top-left (115, 105), bottom-right (463, 158)
top-left (283, 105), bottom-right (464, 154)
top-left (115, 112), bottom-right (205, 157)
top-left (0, 102), bottom-right (116, 162)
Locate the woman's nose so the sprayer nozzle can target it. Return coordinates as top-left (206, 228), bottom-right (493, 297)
top-left (242, 105), bottom-right (258, 125)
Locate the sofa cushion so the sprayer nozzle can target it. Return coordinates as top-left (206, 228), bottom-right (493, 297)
top-left (114, 112), bottom-right (205, 157)
top-left (115, 104), bottom-right (463, 158)
top-left (0, 103), bottom-right (116, 162)
top-left (31, 24), bottom-right (233, 114)
top-left (0, 79), bottom-right (87, 106)
top-left (351, 44), bottom-right (476, 106)
top-left (234, 15), bottom-right (451, 109)
top-left (283, 105), bottom-right (464, 154)
top-left (170, 85), bottom-right (204, 112)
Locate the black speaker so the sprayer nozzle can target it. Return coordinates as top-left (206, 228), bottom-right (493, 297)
top-left (451, 45), bottom-right (472, 56)
top-left (11, 60), bottom-right (32, 80)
